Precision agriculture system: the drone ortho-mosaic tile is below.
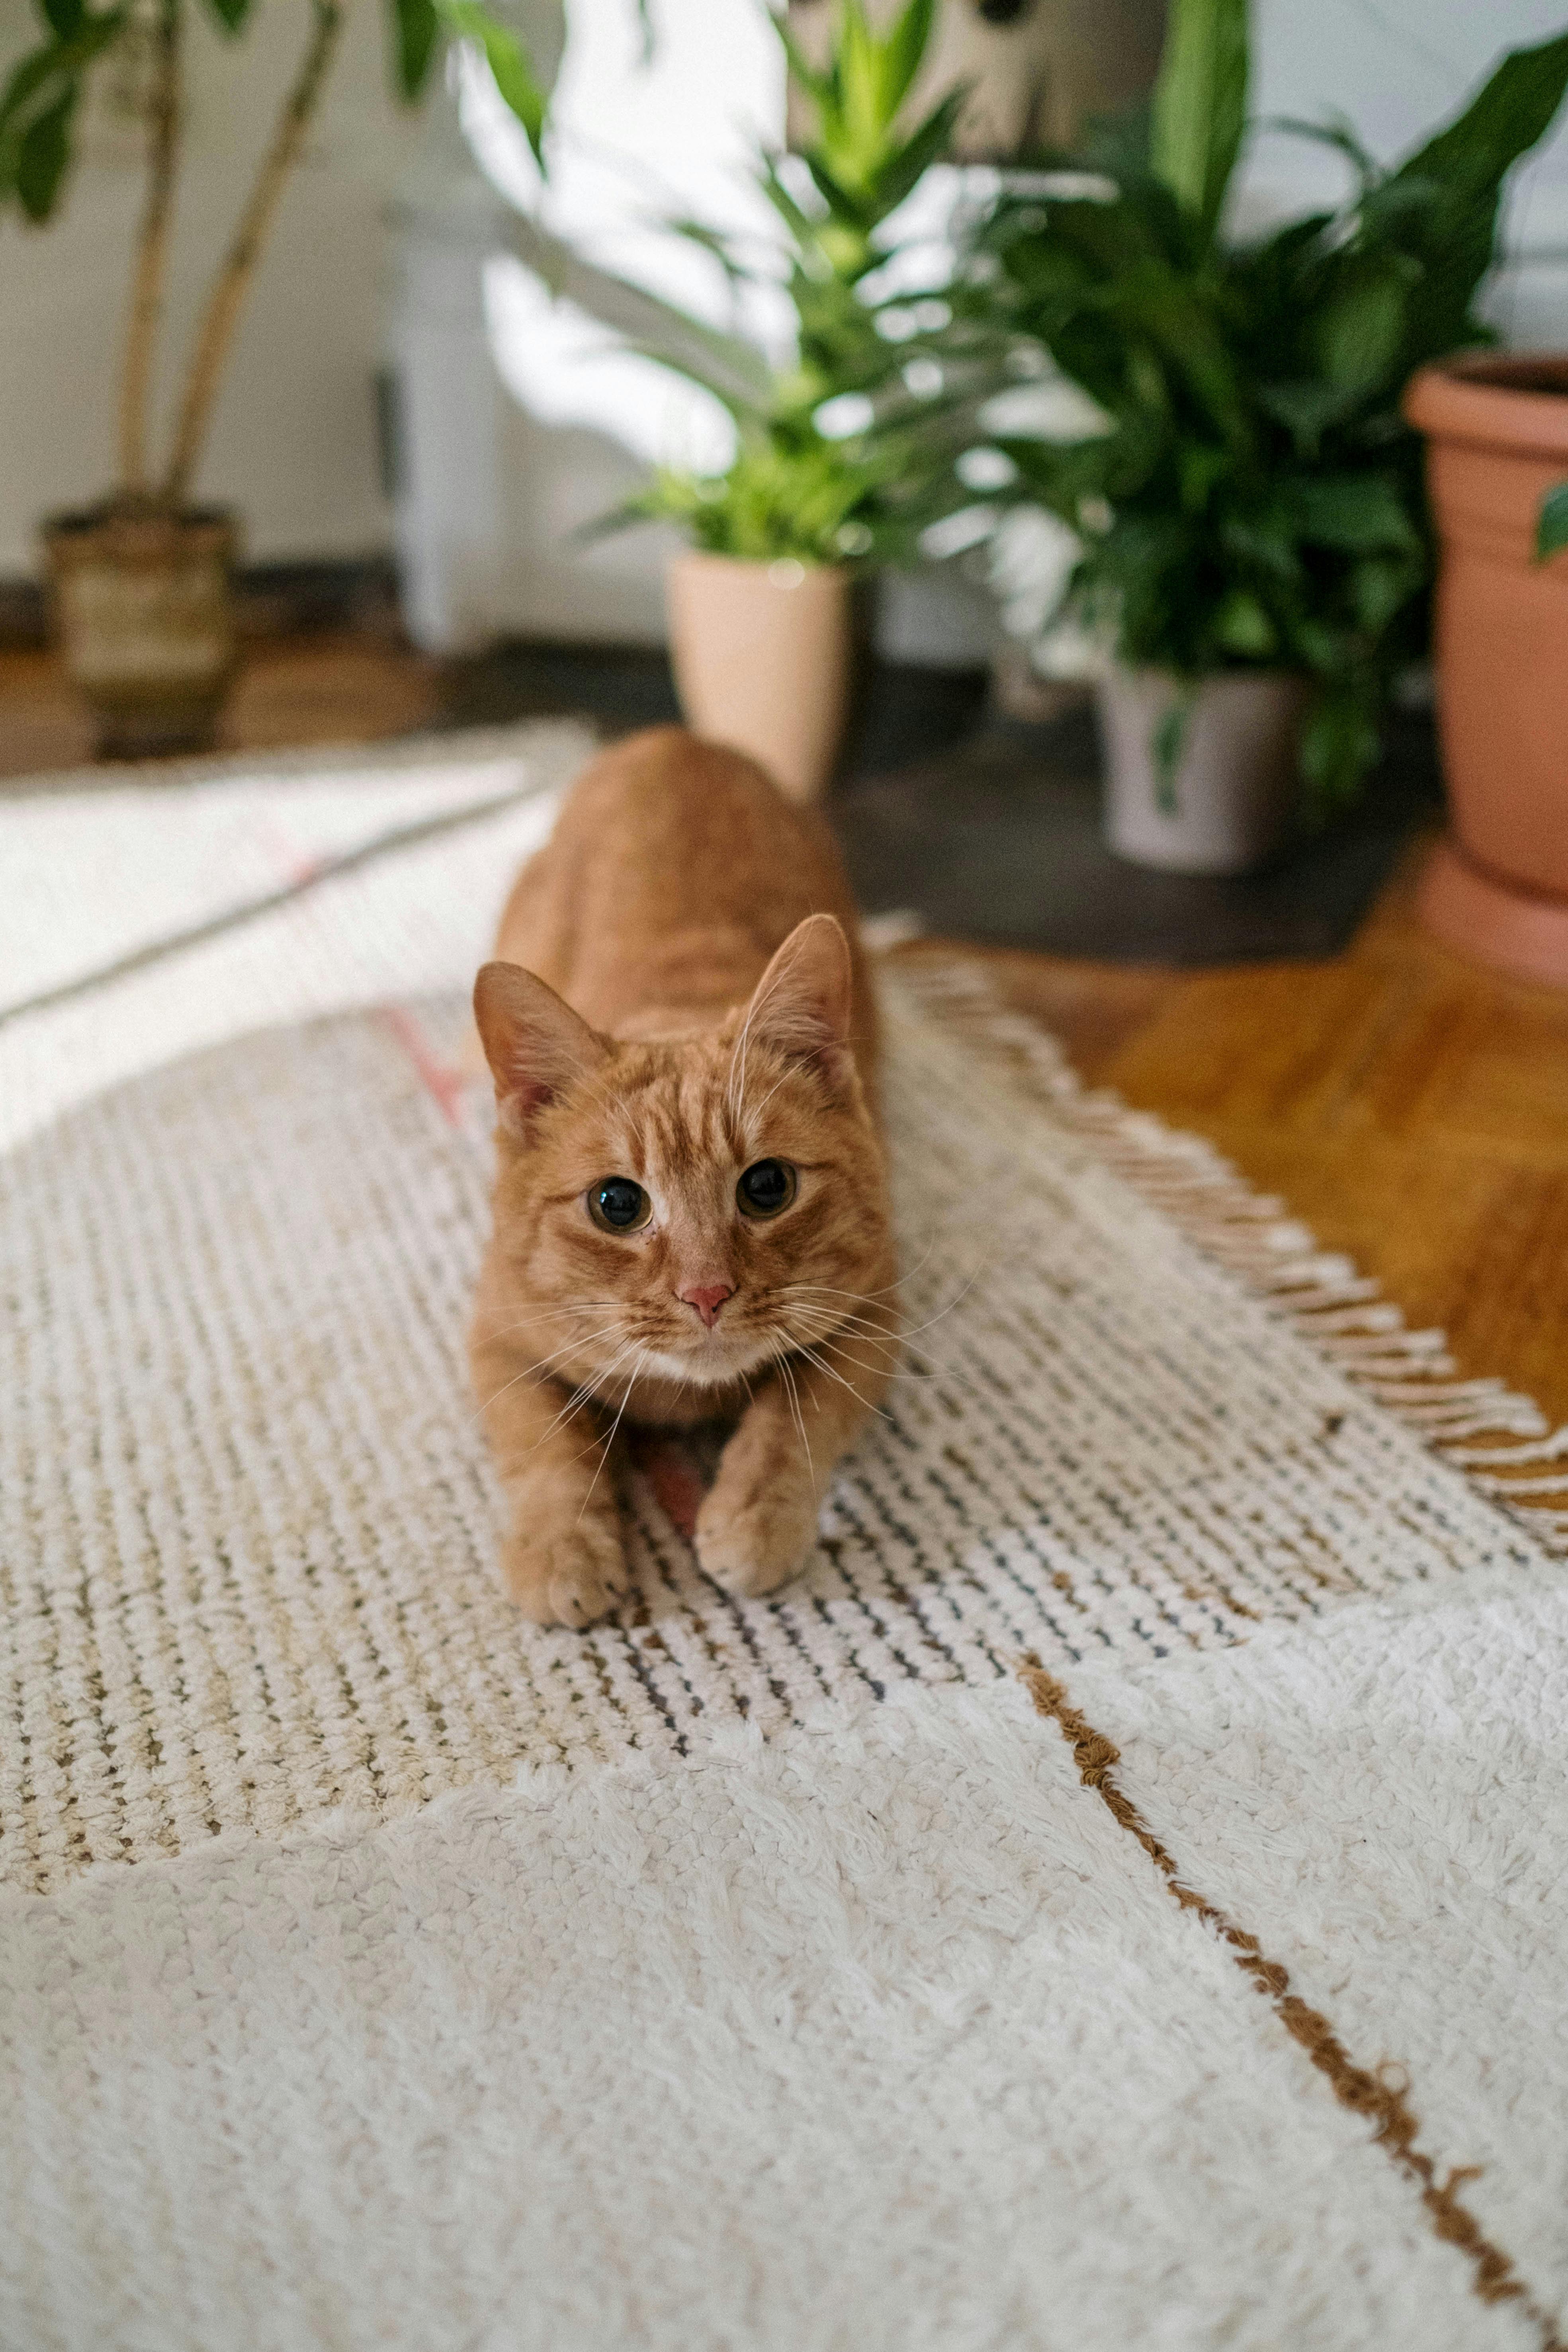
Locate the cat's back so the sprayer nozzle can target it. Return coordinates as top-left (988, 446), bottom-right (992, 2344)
top-left (496, 727), bottom-right (871, 1046)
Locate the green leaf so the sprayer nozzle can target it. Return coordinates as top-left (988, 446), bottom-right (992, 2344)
top-left (1106, 262), bottom-right (1250, 446)
top-left (37, 0), bottom-right (84, 38)
top-left (1177, 441), bottom-right (1229, 513)
top-left (1260, 112), bottom-right (1380, 190)
top-left (1152, 692), bottom-right (1193, 811)
top-left (1374, 32), bottom-right (1568, 360)
top-left (504, 212), bottom-right (775, 416)
top-left (0, 10), bottom-right (122, 146)
top-left (666, 214), bottom-right (752, 287)
top-left (774, 15), bottom-right (831, 111)
top-left (1213, 587), bottom-right (1277, 657)
top-left (1536, 479), bottom-right (1568, 563)
top-left (799, 0), bottom-right (958, 214)
top-left (388, 0), bottom-right (438, 98)
top-left (862, 84), bottom-right (964, 221)
top-left (804, 150), bottom-right (876, 235)
top-left (201, 0), bottom-right (253, 32)
top-left (835, 0), bottom-right (881, 158)
top-left (1288, 473), bottom-right (1418, 553)
top-left (1395, 31), bottom-right (1568, 203)
top-left (880, 0), bottom-right (935, 118)
top-left (759, 159), bottom-right (822, 250)
top-left (1312, 258), bottom-right (1409, 394)
top-left (1349, 552), bottom-right (1421, 632)
top-left (440, 0), bottom-right (548, 161)
top-left (1255, 379), bottom-right (1362, 456)
top-left (1299, 686), bottom-right (1382, 809)
top-left (1149, 0), bottom-right (1248, 237)
top-left (1220, 514), bottom-right (1304, 585)
top-left (0, 45), bottom-right (68, 144)
top-left (0, 10), bottom-right (124, 220)
top-left (612, 426), bottom-right (902, 567)
top-left (16, 80), bottom-right (72, 218)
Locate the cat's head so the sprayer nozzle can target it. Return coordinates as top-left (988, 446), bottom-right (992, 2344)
top-left (474, 915), bottom-right (892, 1392)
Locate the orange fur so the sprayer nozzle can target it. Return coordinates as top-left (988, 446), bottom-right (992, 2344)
top-left (469, 727), bottom-right (897, 1627)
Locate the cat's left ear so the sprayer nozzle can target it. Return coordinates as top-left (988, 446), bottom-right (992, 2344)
top-left (741, 914), bottom-right (856, 1094)
top-left (473, 961), bottom-right (610, 1140)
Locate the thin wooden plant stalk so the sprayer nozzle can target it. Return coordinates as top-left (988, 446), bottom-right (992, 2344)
top-left (117, 0), bottom-right (181, 497)
top-left (161, 0), bottom-right (345, 507)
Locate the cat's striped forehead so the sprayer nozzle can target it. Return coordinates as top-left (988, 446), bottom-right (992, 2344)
top-left (587, 1034), bottom-right (811, 1179)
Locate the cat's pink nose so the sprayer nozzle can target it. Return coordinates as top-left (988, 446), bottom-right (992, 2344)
top-left (678, 1282), bottom-right (734, 1330)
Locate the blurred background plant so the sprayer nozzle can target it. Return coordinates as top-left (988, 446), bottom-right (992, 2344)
top-left (556, 0), bottom-right (1000, 570)
top-left (0, 0), bottom-right (557, 509)
top-left (962, 0), bottom-right (1568, 810)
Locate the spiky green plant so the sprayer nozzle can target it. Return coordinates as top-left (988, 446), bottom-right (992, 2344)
top-left (968, 0), bottom-right (1568, 808)
top-left (549, 0), bottom-right (988, 568)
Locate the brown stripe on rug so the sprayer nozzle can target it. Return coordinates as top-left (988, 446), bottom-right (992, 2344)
top-left (1020, 1656), bottom-right (1566, 2352)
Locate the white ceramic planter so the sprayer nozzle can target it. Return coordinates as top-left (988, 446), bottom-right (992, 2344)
top-left (1097, 667), bottom-right (1310, 875)
top-left (665, 551), bottom-right (853, 804)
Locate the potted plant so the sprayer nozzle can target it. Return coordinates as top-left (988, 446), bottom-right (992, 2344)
top-left (1405, 358), bottom-right (1568, 985)
top-left (961, 0), bottom-right (1568, 874)
top-left (0, 0), bottom-right (553, 755)
top-left (506, 0), bottom-right (987, 804)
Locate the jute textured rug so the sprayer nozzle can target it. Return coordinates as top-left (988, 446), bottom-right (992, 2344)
top-left (3, 728), bottom-right (1566, 2351)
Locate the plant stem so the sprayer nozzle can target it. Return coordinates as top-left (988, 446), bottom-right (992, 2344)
top-left (117, 0), bottom-right (181, 498)
top-left (160, 0), bottom-right (345, 507)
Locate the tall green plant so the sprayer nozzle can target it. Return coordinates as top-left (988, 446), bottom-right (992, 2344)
top-left (0, 0), bottom-right (559, 508)
top-left (540, 0), bottom-right (987, 567)
top-left (969, 0), bottom-right (1568, 807)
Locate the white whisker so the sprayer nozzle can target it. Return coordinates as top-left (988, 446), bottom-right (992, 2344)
top-left (520, 1337), bottom-right (642, 1459)
top-left (469, 1322), bottom-right (629, 1424)
top-left (778, 1238), bottom-right (940, 1303)
top-left (775, 1352), bottom-right (815, 1485)
top-left (789, 1339), bottom-right (889, 1421)
top-left (577, 1349), bottom-right (645, 1523)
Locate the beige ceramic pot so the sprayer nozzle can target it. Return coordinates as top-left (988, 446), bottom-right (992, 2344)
top-left (665, 551), bottom-right (854, 804)
top-left (1097, 666), bottom-right (1309, 874)
top-left (1404, 354), bottom-right (1568, 987)
top-left (42, 503), bottom-right (239, 757)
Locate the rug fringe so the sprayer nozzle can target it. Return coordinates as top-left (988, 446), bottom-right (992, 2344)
top-left (898, 957), bottom-right (1568, 1559)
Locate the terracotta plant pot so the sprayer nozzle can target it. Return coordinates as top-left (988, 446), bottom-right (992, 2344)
top-left (665, 551), bottom-right (854, 805)
top-left (42, 503), bottom-right (240, 758)
top-left (1404, 354), bottom-right (1568, 986)
top-left (1097, 667), bottom-right (1309, 874)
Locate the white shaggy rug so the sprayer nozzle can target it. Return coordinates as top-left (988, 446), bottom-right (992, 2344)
top-left (2, 726), bottom-right (1566, 2352)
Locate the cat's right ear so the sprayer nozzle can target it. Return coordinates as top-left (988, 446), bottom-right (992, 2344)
top-left (473, 962), bottom-right (609, 1140)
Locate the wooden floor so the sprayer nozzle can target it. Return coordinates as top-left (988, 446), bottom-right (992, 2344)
top-left (977, 872), bottom-right (1568, 1429)
top-left (6, 631), bottom-right (1565, 1430)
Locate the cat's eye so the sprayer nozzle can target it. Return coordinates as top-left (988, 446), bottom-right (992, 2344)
top-left (737, 1159), bottom-right (797, 1219)
top-left (588, 1177), bottom-right (651, 1233)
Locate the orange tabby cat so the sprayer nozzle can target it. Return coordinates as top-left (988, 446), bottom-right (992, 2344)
top-left (469, 726), bottom-right (896, 1627)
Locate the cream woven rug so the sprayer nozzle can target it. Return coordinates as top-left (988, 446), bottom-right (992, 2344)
top-left (3, 727), bottom-right (1567, 2352)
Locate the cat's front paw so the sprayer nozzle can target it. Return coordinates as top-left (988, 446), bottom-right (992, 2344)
top-left (500, 1506), bottom-right (629, 1627)
top-left (694, 1482), bottom-right (819, 1600)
